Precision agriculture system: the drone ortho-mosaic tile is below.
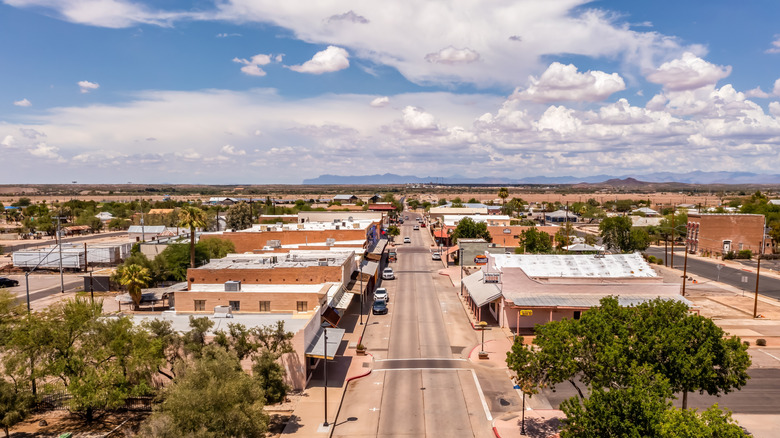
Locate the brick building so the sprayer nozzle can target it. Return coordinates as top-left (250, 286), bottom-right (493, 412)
top-left (687, 213), bottom-right (770, 256)
top-left (178, 250), bottom-right (357, 314)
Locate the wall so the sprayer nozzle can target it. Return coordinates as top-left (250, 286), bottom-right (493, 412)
top-left (201, 228), bottom-right (369, 253)
top-left (187, 264), bottom-right (344, 287)
top-left (689, 214), bottom-right (767, 256)
top-left (174, 285), bottom-right (329, 313)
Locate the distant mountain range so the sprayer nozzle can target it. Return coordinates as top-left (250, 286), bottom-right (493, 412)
top-left (303, 172), bottom-right (780, 185)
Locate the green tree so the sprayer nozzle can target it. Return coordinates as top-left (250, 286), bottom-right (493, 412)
top-left (507, 297), bottom-right (751, 409)
top-left (116, 264), bottom-right (152, 310)
top-left (497, 187), bottom-right (509, 213)
top-left (226, 202), bottom-right (253, 231)
top-left (407, 199), bottom-right (420, 210)
top-left (599, 216), bottom-right (650, 252)
top-left (177, 206), bottom-right (207, 269)
top-left (659, 404), bottom-right (749, 438)
top-left (199, 238), bottom-right (236, 260)
top-left (517, 228), bottom-right (553, 253)
top-left (387, 225), bottom-right (400, 240)
top-left (154, 243), bottom-right (210, 282)
top-left (0, 379), bottom-right (33, 438)
top-left (140, 346), bottom-right (269, 437)
top-left (450, 217), bottom-right (491, 243)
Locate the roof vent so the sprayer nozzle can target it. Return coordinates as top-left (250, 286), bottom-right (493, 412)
top-left (326, 238), bottom-right (335, 246)
top-left (267, 240), bottom-right (281, 248)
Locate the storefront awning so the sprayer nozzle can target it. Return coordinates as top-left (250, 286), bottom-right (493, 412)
top-left (444, 245), bottom-right (459, 255)
top-left (462, 271), bottom-right (503, 307)
top-left (365, 239), bottom-right (388, 261)
top-left (305, 327), bottom-right (346, 360)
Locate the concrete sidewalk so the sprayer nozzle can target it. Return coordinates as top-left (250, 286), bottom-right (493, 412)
top-left (281, 311), bottom-right (374, 436)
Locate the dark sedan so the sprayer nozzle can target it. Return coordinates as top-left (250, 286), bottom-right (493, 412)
top-left (0, 277), bottom-right (19, 288)
top-left (372, 298), bottom-right (388, 315)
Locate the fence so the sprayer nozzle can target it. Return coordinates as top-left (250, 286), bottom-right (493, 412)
top-left (37, 391), bottom-right (154, 412)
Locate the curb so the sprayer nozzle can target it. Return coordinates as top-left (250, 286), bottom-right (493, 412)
top-left (492, 424), bottom-right (501, 438)
top-left (329, 353), bottom-right (374, 438)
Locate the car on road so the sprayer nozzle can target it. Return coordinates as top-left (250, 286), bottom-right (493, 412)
top-left (382, 267), bottom-right (395, 280)
top-left (404, 236), bottom-right (411, 243)
top-left (374, 287), bottom-right (388, 302)
top-left (372, 298), bottom-right (388, 315)
top-left (0, 277), bottom-right (19, 288)
top-left (413, 225), bottom-right (420, 230)
top-left (405, 216), bottom-right (409, 220)
top-left (431, 252), bottom-right (441, 260)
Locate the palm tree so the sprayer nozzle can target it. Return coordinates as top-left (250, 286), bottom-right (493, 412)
top-left (178, 205), bottom-right (207, 268)
top-left (498, 187), bottom-right (509, 214)
top-left (117, 264), bottom-right (151, 310)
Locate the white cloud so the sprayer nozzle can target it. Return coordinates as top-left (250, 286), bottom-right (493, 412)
top-left (401, 106), bottom-right (438, 132)
top-left (370, 96), bottom-right (389, 107)
top-left (28, 142), bottom-right (62, 160)
top-left (288, 46), bottom-right (349, 74)
top-left (78, 80), bottom-right (100, 93)
top-left (745, 87), bottom-right (771, 99)
top-left (646, 52), bottom-right (731, 91)
top-left (2, 135), bottom-right (15, 147)
top-left (512, 62), bottom-right (625, 103)
top-left (766, 36), bottom-right (780, 54)
top-left (14, 98), bottom-right (32, 107)
top-left (216, 32), bottom-right (241, 38)
top-left (233, 54), bottom-right (277, 77)
top-left (220, 144), bottom-right (246, 155)
top-left (3, 0), bottom-right (198, 28)
top-left (424, 46), bottom-right (480, 65)
top-left (769, 102), bottom-right (780, 117)
top-left (327, 11), bottom-right (368, 24)
top-left (774, 78), bottom-right (780, 96)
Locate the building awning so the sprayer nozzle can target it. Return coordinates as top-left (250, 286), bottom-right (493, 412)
top-left (462, 271), bottom-right (503, 307)
top-left (305, 327), bottom-right (346, 359)
top-left (444, 245), bottom-right (460, 255)
top-left (361, 260), bottom-right (379, 279)
top-left (365, 239), bottom-right (388, 261)
top-left (321, 306), bottom-right (342, 327)
top-left (510, 294), bottom-right (691, 308)
top-left (433, 230), bottom-right (450, 239)
top-left (330, 287), bottom-right (355, 311)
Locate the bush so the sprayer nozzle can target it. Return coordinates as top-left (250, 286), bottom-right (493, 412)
top-left (723, 251), bottom-right (736, 260)
top-left (736, 250), bottom-right (752, 260)
top-left (743, 341), bottom-right (750, 347)
top-left (756, 338), bottom-right (767, 346)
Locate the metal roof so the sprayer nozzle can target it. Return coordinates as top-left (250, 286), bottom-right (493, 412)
top-left (510, 294), bottom-right (690, 308)
top-left (462, 271), bottom-right (503, 307)
top-left (305, 327), bottom-right (345, 359)
top-left (492, 253), bottom-right (657, 278)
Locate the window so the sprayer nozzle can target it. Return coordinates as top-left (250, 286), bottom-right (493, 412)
top-left (296, 301), bottom-right (308, 312)
top-left (259, 301), bottom-right (271, 312)
top-left (229, 300), bottom-right (241, 311)
top-left (194, 300), bottom-right (206, 311)
top-left (573, 311), bottom-right (582, 320)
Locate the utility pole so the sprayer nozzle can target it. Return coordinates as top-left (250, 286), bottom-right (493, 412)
top-left (56, 216), bottom-right (65, 293)
top-left (754, 247), bottom-right (762, 318)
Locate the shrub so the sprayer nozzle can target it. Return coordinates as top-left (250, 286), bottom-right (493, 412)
top-left (723, 251), bottom-right (736, 260)
top-left (743, 341), bottom-right (750, 347)
top-left (736, 250), bottom-right (752, 260)
top-left (756, 338), bottom-right (767, 346)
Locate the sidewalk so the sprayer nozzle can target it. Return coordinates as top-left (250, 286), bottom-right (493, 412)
top-left (281, 307), bottom-right (374, 436)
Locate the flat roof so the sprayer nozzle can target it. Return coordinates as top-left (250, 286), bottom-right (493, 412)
top-left (196, 250), bottom-right (353, 270)
top-left (492, 253), bottom-right (657, 278)
top-left (189, 283), bottom-right (329, 293)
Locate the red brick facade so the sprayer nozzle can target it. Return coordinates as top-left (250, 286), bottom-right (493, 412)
top-left (687, 213), bottom-right (769, 256)
top-left (201, 228), bottom-right (371, 253)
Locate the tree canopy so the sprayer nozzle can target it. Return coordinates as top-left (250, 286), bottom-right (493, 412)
top-left (450, 217), bottom-right (491, 243)
top-left (599, 216), bottom-right (650, 252)
top-left (226, 202), bottom-right (253, 231)
top-left (517, 227), bottom-right (553, 253)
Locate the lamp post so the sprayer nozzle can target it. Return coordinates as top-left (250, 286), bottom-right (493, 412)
top-left (321, 322), bottom-right (330, 429)
top-left (754, 245), bottom-right (762, 318)
top-left (478, 321), bottom-right (487, 351)
top-left (359, 264), bottom-right (364, 326)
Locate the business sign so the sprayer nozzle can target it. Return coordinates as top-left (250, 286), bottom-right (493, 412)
top-left (474, 255), bottom-right (488, 265)
top-left (519, 310), bottom-right (533, 316)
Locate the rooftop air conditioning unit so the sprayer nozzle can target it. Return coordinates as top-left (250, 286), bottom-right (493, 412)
top-left (318, 258), bottom-right (328, 266)
top-left (348, 216), bottom-right (353, 222)
top-left (225, 281), bottom-right (241, 292)
top-left (325, 238), bottom-right (335, 246)
top-left (267, 240), bottom-right (281, 248)
top-left (484, 273), bottom-right (501, 283)
top-left (276, 222), bottom-right (283, 227)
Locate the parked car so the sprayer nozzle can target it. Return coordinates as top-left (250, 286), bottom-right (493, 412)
top-left (372, 299), bottom-right (388, 315)
top-left (382, 267), bottom-right (395, 280)
top-left (0, 277), bottom-right (19, 288)
top-left (404, 236), bottom-right (411, 243)
top-left (388, 250), bottom-right (397, 262)
top-left (431, 252), bottom-right (441, 260)
top-left (413, 225), bottom-right (420, 230)
top-left (374, 287), bottom-right (388, 302)
top-left (420, 222), bottom-right (426, 227)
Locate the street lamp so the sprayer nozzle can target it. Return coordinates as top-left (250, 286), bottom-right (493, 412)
top-left (321, 321), bottom-right (331, 429)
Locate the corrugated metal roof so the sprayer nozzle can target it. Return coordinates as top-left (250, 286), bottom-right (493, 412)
top-left (492, 253), bottom-right (657, 278)
top-left (511, 294), bottom-right (690, 308)
top-left (462, 271), bottom-right (503, 307)
top-left (305, 327), bottom-right (345, 359)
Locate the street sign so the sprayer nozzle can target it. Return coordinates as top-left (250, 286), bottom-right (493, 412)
top-left (519, 309), bottom-right (533, 316)
top-left (474, 255), bottom-right (488, 265)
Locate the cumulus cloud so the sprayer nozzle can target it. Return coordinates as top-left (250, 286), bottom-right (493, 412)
top-left (233, 53), bottom-right (277, 76)
top-left (78, 80), bottom-right (100, 93)
top-left (424, 46), bottom-right (480, 65)
top-left (745, 87), bottom-right (771, 99)
top-left (29, 142), bottom-right (62, 160)
top-left (774, 78), bottom-right (780, 96)
top-left (327, 11), bottom-right (368, 24)
top-left (14, 98), bottom-right (32, 107)
top-left (769, 102), bottom-right (780, 117)
top-left (646, 52), bottom-right (731, 91)
top-left (512, 62), bottom-right (625, 103)
top-left (766, 36), bottom-right (780, 54)
top-left (370, 96), bottom-right (390, 107)
top-left (2, 135), bottom-right (15, 147)
top-left (401, 106), bottom-right (439, 132)
top-left (288, 46), bottom-right (349, 74)
top-left (220, 144), bottom-right (246, 155)
top-left (3, 0), bottom-right (197, 28)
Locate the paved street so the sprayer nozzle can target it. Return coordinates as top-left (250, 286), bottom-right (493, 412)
top-left (644, 247), bottom-right (780, 300)
top-left (333, 213), bottom-right (495, 438)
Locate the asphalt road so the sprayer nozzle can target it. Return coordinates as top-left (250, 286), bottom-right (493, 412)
top-left (644, 247), bottom-right (780, 300)
top-left (334, 211), bottom-right (494, 437)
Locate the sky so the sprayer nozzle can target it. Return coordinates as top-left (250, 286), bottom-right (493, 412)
top-left (2, 0), bottom-right (780, 184)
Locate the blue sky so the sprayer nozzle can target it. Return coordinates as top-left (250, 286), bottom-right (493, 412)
top-left (2, 0), bottom-right (780, 184)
